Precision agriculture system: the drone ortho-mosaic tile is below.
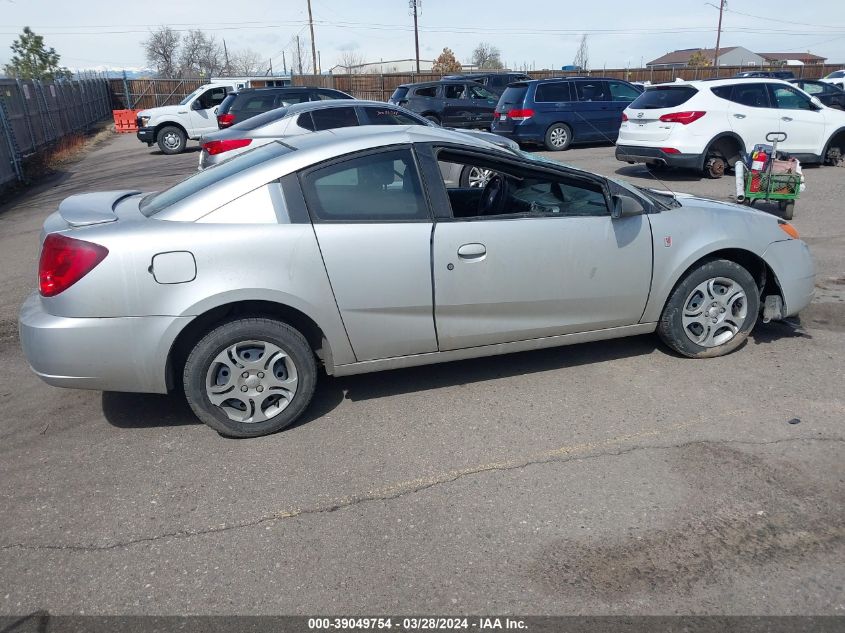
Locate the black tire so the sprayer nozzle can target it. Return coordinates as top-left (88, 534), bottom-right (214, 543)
top-left (779, 200), bottom-right (795, 220)
top-left (544, 123), bottom-right (572, 151)
top-left (157, 125), bottom-right (187, 154)
top-left (183, 318), bottom-right (317, 438)
top-left (657, 259), bottom-right (760, 359)
top-left (423, 114), bottom-right (441, 126)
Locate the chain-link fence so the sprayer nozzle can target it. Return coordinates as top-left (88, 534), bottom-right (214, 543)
top-left (0, 77), bottom-right (112, 188)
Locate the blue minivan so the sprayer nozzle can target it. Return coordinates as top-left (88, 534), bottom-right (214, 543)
top-left (491, 77), bottom-right (643, 151)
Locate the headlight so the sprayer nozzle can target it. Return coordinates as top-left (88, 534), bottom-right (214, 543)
top-left (139, 116), bottom-right (150, 127)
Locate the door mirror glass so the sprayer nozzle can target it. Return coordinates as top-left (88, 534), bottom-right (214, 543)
top-left (810, 96), bottom-right (824, 109)
top-left (611, 194), bottom-right (644, 219)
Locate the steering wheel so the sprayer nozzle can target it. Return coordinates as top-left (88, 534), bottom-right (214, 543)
top-left (478, 174), bottom-right (508, 216)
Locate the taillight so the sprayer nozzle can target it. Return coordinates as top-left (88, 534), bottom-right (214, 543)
top-left (658, 111), bottom-right (706, 125)
top-left (621, 112), bottom-right (628, 122)
top-left (202, 138), bottom-right (252, 155)
top-left (217, 113), bottom-right (236, 128)
top-left (39, 234), bottom-right (108, 297)
top-left (660, 147), bottom-right (681, 154)
top-left (507, 108), bottom-right (535, 121)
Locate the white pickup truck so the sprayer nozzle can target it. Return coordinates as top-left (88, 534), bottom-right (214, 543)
top-left (136, 81), bottom-right (246, 154)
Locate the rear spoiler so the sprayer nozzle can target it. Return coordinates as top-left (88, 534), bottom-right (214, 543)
top-left (58, 191), bottom-right (141, 227)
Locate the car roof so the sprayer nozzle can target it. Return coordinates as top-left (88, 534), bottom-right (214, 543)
top-left (647, 77), bottom-right (794, 88)
top-left (233, 86), bottom-right (335, 94)
top-left (397, 79), bottom-right (473, 88)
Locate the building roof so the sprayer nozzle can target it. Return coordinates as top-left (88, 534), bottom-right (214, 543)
top-left (648, 47), bottom-right (738, 66)
top-left (759, 52), bottom-right (827, 62)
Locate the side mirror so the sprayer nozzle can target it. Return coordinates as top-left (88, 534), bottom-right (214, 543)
top-left (191, 100), bottom-right (204, 111)
top-left (810, 96), bottom-right (824, 110)
top-left (611, 193), bottom-right (645, 219)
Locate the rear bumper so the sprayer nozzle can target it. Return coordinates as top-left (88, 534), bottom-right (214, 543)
top-left (136, 127), bottom-right (155, 144)
top-left (616, 144), bottom-right (703, 170)
top-left (490, 123), bottom-right (544, 144)
top-left (762, 239), bottom-right (815, 317)
top-left (19, 293), bottom-right (191, 394)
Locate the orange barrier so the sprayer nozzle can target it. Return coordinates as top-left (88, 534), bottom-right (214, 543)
top-left (112, 109), bottom-right (141, 133)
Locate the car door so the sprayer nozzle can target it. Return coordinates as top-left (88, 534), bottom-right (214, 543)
top-left (712, 83), bottom-right (782, 152)
top-left (768, 84), bottom-right (828, 155)
top-left (465, 83), bottom-right (499, 127)
top-left (189, 86), bottom-right (231, 136)
top-left (299, 147), bottom-right (437, 361)
top-left (426, 147), bottom-right (653, 351)
top-left (441, 83), bottom-right (469, 127)
top-left (572, 80), bottom-right (613, 140)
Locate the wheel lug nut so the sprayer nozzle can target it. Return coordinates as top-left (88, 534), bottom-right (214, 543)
top-left (257, 385), bottom-right (264, 392)
top-left (242, 372), bottom-right (249, 378)
top-left (258, 372), bottom-right (265, 378)
top-left (240, 385), bottom-right (248, 392)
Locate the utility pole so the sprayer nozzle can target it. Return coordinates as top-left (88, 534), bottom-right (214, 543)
top-left (318, 50), bottom-right (322, 75)
top-left (307, 0), bottom-right (318, 75)
top-left (223, 39), bottom-right (230, 75)
top-left (295, 35), bottom-right (303, 74)
top-left (269, 58), bottom-right (273, 76)
top-left (713, 0), bottom-right (725, 68)
top-left (282, 51), bottom-right (287, 76)
top-left (410, 0), bottom-right (420, 73)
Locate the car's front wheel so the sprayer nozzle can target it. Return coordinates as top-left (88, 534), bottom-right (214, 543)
top-left (183, 318), bottom-right (317, 437)
top-left (658, 259), bottom-right (760, 358)
top-left (157, 125), bottom-right (187, 154)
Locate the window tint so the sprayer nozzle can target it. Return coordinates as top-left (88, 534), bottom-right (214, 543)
top-left (499, 84), bottom-right (528, 106)
top-left (233, 94), bottom-right (276, 113)
top-left (575, 81), bottom-right (609, 102)
top-left (390, 87), bottom-right (409, 101)
top-left (770, 85), bottom-right (814, 110)
top-left (798, 82), bottom-right (824, 95)
top-left (629, 86), bottom-right (697, 109)
top-left (468, 85), bottom-right (496, 100)
top-left (535, 82), bottom-right (571, 103)
top-left (140, 142), bottom-right (293, 216)
top-left (608, 81), bottom-right (641, 101)
top-left (198, 87), bottom-right (229, 109)
top-left (444, 84), bottom-right (465, 99)
top-left (275, 91), bottom-right (311, 106)
top-left (303, 149), bottom-right (428, 222)
top-left (311, 107), bottom-right (359, 131)
top-left (361, 106), bottom-right (422, 126)
top-left (712, 83), bottom-right (770, 108)
top-left (315, 89), bottom-right (350, 100)
top-left (436, 150), bottom-right (608, 220)
top-left (414, 86), bottom-right (438, 98)
top-left (297, 112), bottom-right (315, 131)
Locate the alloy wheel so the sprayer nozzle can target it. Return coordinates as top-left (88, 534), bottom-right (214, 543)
top-left (681, 277), bottom-right (748, 347)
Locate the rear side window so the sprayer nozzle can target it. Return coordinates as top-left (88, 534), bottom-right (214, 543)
top-left (390, 87), bottom-right (409, 101)
top-left (499, 84), bottom-right (528, 106)
top-left (360, 106), bottom-right (422, 126)
top-left (232, 93), bottom-right (277, 113)
top-left (629, 86), bottom-right (698, 109)
top-left (311, 107), bottom-right (359, 131)
top-left (302, 149), bottom-right (428, 222)
top-left (218, 93), bottom-right (237, 114)
top-left (535, 82), bottom-right (571, 103)
top-left (712, 83), bottom-right (770, 108)
top-left (414, 86), bottom-right (438, 98)
top-left (444, 84), bottom-right (465, 99)
top-left (315, 89), bottom-right (352, 101)
top-left (234, 106), bottom-right (290, 131)
top-left (275, 91), bottom-right (311, 107)
top-left (607, 81), bottom-right (641, 101)
top-left (574, 81), bottom-right (609, 102)
top-left (297, 112), bottom-right (315, 131)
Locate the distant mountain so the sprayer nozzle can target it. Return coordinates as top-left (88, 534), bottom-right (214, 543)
top-left (73, 67), bottom-right (154, 79)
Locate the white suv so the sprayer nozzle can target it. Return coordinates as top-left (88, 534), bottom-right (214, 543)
top-left (821, 70), bottom-right (845, 90)
top-left (616, 78), bottom-right (845, 177)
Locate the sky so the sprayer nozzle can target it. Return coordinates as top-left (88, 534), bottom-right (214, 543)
top-left (1, 0), bottom-right (844, 73)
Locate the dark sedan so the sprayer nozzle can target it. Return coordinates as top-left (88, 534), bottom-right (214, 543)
top-left (788, 79), bottom-right (845, 110)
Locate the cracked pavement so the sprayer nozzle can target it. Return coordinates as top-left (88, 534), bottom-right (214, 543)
top-left (1, 135), bottom-right (844, 614)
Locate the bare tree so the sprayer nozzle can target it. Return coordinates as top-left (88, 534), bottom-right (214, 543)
top-left (337, 50), bottom-right (365, 73)
top-left (229, 48), bottom-right (266, 76)
top-left (573, 34), bottom-right (589, 71)
top-left (471, 42), bottom-right (503, 70)
top-left (143, 26), bottom-right (181, 78)
top-left (289, 36), bottom-right (313, 75)
top-left (178, 30), bottom-right (223, 78)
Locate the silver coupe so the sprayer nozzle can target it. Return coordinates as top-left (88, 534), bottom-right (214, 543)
top-left (20, 126), bottom-right (815, 437)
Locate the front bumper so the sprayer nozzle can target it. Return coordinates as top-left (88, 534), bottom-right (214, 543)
top-left (762, 239), bottom-right (815, 317)
top-left (136, 126), bottom-right (156, 145)
top-left (616, 144), bottom-right (703, 170)
top-left (19, 293), bottom-right (192, 394)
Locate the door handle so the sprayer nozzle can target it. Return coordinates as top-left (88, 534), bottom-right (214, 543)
top-left (457, 243), bottom-right (486, 260)
top-left (781, 116), bottom-right (793, 122)
top-left (733, 113), bottom-right (746, 119)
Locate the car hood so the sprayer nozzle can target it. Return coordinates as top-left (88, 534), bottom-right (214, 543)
top-left (138, 105), bottom-right (184, 118)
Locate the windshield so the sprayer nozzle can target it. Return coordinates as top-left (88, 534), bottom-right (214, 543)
top-left (140, 141), bottom-right (294, 216)
top-left (179, 87), bottom-right (204, 106)
top-left (629, 86), bottom-right (698, 109)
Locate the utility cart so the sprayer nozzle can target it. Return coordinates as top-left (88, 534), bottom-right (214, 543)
top-left (740, 132), bottom-right (801, 220)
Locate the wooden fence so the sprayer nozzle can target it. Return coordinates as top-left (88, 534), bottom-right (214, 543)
top-left (106, 62), bottom-right (845, 108)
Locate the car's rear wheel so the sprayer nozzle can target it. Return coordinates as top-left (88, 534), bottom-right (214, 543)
top-left (424, 114), bottom-right (441, 125)
top-left (703, 152), bottom-right (727, 178)
top-left (460, 165), bottom-right (493, 188)
top-left (658, 259), bottom-right (759, 358)
top-left (183, 318), bottom-right (317, 438)
top-left (157, 126), bottom-right (186, 154)
top-left (544, 123), bottom-right (572, 151)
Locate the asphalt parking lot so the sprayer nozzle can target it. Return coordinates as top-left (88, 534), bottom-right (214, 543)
top-left (1, 133), bottom-right (843, 615)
